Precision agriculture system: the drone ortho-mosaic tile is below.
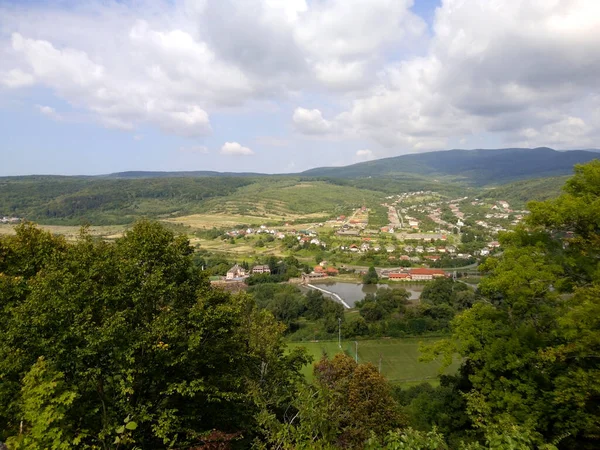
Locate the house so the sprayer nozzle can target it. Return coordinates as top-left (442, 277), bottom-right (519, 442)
top-left (325, 267), bottom-right (339, 276)
top-left (480, 247), bottom-right (490, 256)
top-left (389, 273), bottom-right (412, 281)
top-left (446, 245), bottom-right (457, 254)
top-left (386, 246), bottom-right (396, 253)
top-left (336, 229), bottom-right (360, 236)
top-left (252, 264), bottom-right (271, 274)
top-left (426, 246), bottom-right (436, 253)
top-left (404, 245), bottom-right (414, 253)
top-left (349, 244), bottom-right (359, 252)
top-left (400, 255), bottom-right (411, 261)
top-left (415, 246), bottom-right (424, 253)
top-left (226, 264), bottom-right (247, 280)
top-left (409, 268), bottom-right (447, 281)
top-left (424, 255), bottom-right (441, 262)
top-left (488, 241), bottom-right (501, 248)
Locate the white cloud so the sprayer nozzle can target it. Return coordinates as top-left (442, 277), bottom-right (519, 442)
top-left (292, 107), bottom-right (333, 135)
top-left (220, 142), bottom-right (254, 156)
top-left (333, 0), bottom-right (600, 152)
top-left (355, 149), bottom-right (374, 161)
top-left (0, 68), bottom-right (35, 88)
top-left (35, 104), bottom-right (62, 120)
top-left (1, 0), bottom-right (600, 155)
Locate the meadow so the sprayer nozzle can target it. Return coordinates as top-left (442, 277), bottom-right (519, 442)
top-left (288, 337), bottom-right (460, 386)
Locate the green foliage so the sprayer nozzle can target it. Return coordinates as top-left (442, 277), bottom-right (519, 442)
top-left (368, 204), bottom-right (390, 228)
top-left (6, 357), bottom-right (78, 450)
top-left (0, 221), bottom-right (308, 447)
top-left (0, 176), bottom-right (251, 224)
top-left (363, 266), bottom-right (379, 284)
top-left (423, 161), bottom-right (600, 449)
top-left (258, 354), bottom-right (402, 448)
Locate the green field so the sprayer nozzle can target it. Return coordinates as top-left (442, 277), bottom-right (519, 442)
top-left (288, 337), bottom-right (460, 386)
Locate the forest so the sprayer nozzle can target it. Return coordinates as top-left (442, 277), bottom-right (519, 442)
top-left (0, 161), bottom-right (599, 449)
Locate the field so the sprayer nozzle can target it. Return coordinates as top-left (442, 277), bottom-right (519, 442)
top-left (288, 337), bottom-right (460, 386)
top-left (202, 179), bottom-right (384, 217)
top-left (163, 212), bottom-right (325, 230)
top-left (0, 223), bottom-right (127, 240)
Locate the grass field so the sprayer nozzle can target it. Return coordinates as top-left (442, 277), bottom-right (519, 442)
top-left (288, 337), bottom-right (460, 386)
top-left (163, 212), bottom-right (325, 229)
top-left (0, 224), bottom-right (127, 240)
top-left (203, 179), bottom-right (383, 217)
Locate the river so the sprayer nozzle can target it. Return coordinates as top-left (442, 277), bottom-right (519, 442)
top-left (301, 282), bottom-right (425, 308)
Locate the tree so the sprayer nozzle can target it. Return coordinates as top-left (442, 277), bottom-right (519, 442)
top-left (0, 221), bottom-right (308, 447)
top-left (258, 354), bottom-right (402, 448)
top-left (363, 266), bottom-right (379, 285)
top-left (423, 161), bottom-right (600, 449)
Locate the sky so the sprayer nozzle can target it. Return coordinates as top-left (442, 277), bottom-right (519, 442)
top-left (1, 0), bottom-right (599, 176)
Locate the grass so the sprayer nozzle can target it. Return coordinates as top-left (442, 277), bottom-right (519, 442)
top-left (0, 224), bottom-right (127, 240)
top-left (288, 337), bottom-right (460, 386)
top-left (163, 212), bottom-right (325, 229)
top-left (203, 179), bottom-right (384, 217)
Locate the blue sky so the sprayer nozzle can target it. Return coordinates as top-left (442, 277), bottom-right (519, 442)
top-left (1, 0), bottom-right (599, 175)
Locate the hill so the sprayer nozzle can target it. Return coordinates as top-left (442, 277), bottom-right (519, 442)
top-left (301, 147), bottom-right (598, 185)
top-left (101, 170), bottom-right (263, 179)
top-left (479, 175), bottom-right (568, 208)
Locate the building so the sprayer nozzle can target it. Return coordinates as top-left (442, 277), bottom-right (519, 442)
top-left (409, 268), bottom-right (447, 281)
top-left (389, 273), bottom-right (411, 281)
top-left (252, 264), bottom-right (271, 274)
top-left (226, 264), bottom-right (247, 280)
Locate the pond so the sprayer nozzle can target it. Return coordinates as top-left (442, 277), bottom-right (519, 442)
top-left (301, 282), bottom-right (426, 308)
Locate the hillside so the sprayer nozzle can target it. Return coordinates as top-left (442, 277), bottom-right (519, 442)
top-left (480, 176), bottom-right (569, 208)
top-left (0, 176), bottom-right (387, 225)
top-left (302, 147), bottom-right (598, 185)
top-left (1, 148), bottom-right (594, 225)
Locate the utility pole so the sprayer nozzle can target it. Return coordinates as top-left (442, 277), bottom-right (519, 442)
top-left (338, 317), bottom-right (342, 349)
top-left (355, 341), bottom-right (358, 363)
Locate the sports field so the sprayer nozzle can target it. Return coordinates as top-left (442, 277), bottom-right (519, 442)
top-left (287, 337), bottom-right (460, 385)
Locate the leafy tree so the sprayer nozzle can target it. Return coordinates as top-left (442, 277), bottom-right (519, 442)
top-left (423, 161), bottom-right (600, 449)
top-left (363, 266), bottom-right (379, 285)
top-left (0, 222), bottom-right (308, 447)
top-left (258, 354), bottom-right (402, 448)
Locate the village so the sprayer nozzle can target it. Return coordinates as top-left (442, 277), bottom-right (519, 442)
top-left (207, 193), bottom-right (528, 286)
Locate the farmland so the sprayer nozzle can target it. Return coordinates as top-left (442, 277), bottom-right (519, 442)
top-left (288, 337), bottom-right (460, 386)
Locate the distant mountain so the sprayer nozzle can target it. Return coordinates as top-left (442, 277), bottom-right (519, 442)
top-left (301, 147), bottom-right (599, 185)
top-left (101, 170), bottom-right (264, 179)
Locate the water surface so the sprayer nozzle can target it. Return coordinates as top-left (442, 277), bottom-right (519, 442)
top-left (302, 282), bottom-right (425, 307)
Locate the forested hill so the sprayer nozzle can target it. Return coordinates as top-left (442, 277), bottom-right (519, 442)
top-left (301, 147), bottom-right (599, 185)
top-left (102, 170), bottom-right (263, 179)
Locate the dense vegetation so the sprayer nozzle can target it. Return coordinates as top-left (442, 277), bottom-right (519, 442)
top-left (302, 147), bottom-right (598, 185)
top-left (1, 160), bottom-right (600, 449)
top-left (1, 148), bottom-right (595, 225)
top-left (0, 177), bottom-right (252, 225)
top-left (480, 176), bottom-right (568, 208)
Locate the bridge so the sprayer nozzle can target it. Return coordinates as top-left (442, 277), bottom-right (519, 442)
top-left (306, 284), bottom-right (351, 309)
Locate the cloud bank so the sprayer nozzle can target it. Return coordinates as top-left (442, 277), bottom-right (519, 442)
top-left (1, 0), bottom-right (599, 158)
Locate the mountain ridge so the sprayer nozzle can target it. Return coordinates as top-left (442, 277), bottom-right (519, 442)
top-left (2, 148), bottom-right (597, 186)
top-left (300, 147), bottom-right (598, 185)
